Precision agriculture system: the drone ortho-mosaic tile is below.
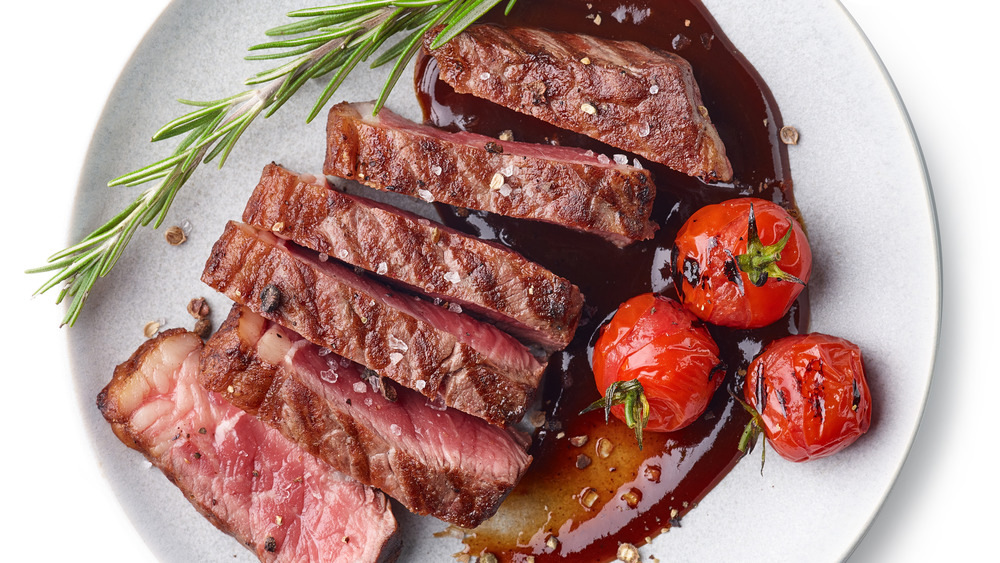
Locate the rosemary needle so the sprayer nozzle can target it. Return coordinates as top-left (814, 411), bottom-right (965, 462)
top-left (28, 0), bottom-right (514, 327)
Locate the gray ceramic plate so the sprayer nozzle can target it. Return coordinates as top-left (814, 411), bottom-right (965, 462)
top-left (70, 0), bottom-right (939, 561)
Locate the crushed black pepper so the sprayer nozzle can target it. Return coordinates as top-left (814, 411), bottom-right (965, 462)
top-left (260, 284), bottom-right (283, 313)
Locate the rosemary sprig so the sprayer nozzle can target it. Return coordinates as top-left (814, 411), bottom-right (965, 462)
top-left (28, 0), bottom-right (515, 327)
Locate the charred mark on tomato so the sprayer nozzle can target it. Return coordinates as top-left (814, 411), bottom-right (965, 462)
top-left (682, 257), bottom-right (701, 287)
top-left (754, 363), bottom-right (766, 407)
top-left (777, 388), bottom-right (789, 418)
top-left (852, 379), bottom-right (862, 411)
top-left (709, 362), bottom-right (727, 382)
top-left (722, 249), bottom-right (744, 294)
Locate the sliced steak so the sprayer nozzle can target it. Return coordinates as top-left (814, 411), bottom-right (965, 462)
top-left (425, 24), bottom-right (733, 183)
top-left (201, 221), bottom-right (546, 427)
top-left (324, 101), bottom-right (656, 247)
top-left (243, 163), bottom-right (584, 351)
top-left (201, 305), bottom-right (532, 527)
top-left (97, 329), bottom-right (399, 563)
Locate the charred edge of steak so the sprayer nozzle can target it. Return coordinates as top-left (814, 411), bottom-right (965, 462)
top-left (201, 221), bottom-right (546, 427)
top-left (323, 101), bottom-right (657, 246)
top-left (242, 162), bottom-right (584, 352)
top-left (425, 24), bottom-right (732, 182)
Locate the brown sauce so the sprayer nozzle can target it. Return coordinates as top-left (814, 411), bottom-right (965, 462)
top-left (414, 1), bottom-right (807, 560)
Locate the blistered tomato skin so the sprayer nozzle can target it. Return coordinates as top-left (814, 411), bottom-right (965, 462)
top-left (672, 198), bottom-right (812, 329)
top-left (592, 294), bottom-right (723, 435)
top-left (744, 333), bottom-right (871, 462)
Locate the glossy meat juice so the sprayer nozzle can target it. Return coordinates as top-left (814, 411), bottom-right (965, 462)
top-left (416, 0), bottom-right (807, 561)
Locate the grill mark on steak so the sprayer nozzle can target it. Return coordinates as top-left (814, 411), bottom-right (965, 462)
top-left (97, 329), bottom-right (400, 563)
top-left (323, 101), bottom-right (656, 247)
top-left (201, 221), bottom-right (546, 427)
top-left (201, 305), bottom-right (533, 527)
top-left (242, 163), bottom-right (584, 352)
top-left (425, 24), bottom-right (733, 182)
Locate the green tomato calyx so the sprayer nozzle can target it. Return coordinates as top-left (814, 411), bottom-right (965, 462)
top-left (730, 387), bottom-right (767, 474)
top-left (735, 203), bottom-right (805, 287)
top-left (581, 378), bottom-right (650, 450)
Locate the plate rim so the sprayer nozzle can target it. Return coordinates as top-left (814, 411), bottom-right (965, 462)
top-left (64, 1), bottom-right (944, 561)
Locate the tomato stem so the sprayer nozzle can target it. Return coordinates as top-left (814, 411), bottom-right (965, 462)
top-left (735, 203), bottom-right (805, 287)
top-left (581, 379), bottom-right (650, 449)
top-left (729, 387), bottom-right (767, 474)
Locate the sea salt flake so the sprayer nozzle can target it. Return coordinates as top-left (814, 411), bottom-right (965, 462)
top-left (390, 424), bottom-right (402, 437)
top-left (597, 154), bottom-right (611, 165)
top-left (499, 183), bottom-right (512, 197)
top-left (415, 380), bottom-right (427, 391)
top-left (613, 154), bottom-right (628, 165)
top-left (426, 395), bottom-right (447, 411)
top-left (500, 164), bottom-right (514, 177)
top-left (389, 352), bottom-right (404, 365)
top-left (319, 369), bottom-right (339, 383)
top-left (649, 84), bottom-right (660, 95)
top-left (633, 158), bottom-right (643, 170)
top-left (447, 303), bottom-right (463, 313)
top-left (387, 335), bottom-right (408, 352)
top-left (376, 262), bottom-right (388, 275)
top-left (638, 122), bottom-right (651, 137)
top-left (479, 71), bottom-right (491, 80)
top-left (430, 165), bottom-right (442, 176)
top-left (417, 189), bottom-right (434, 202)
top-left (353, 381), bottom-right (367, 394)
top-left (444, 271), bottom-right (461, 284)
top-left (318, 252), bottom-right (329, 262)
top-left (490, 172), bottom-right (505, 190)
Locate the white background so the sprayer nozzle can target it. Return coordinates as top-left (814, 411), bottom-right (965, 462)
top-left (2, 1), bottom-right (996, 561)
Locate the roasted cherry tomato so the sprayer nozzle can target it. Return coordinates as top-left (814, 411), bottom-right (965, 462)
top-left (586, 293), bottom-right (723, 447)
top-left (741, 333), bottom-right (872, 463)
top-left (672, 197), bottom-right (812, 329)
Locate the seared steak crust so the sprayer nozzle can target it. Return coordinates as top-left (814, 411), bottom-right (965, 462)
top-left (324, 101), bottom-right (656, 246)
top-left (98, 329), bottom-right (399, 563)
top-left (201, 221), bottom-right (546, 427)
top-left (425, 24), bottom-right (733, 182)
top-left (243, 163), bottom-right (584, 351)
top-left (201, 305), bottom-right (532, 527)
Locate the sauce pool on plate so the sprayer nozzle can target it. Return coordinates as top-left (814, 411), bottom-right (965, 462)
top-left (414, 0), bottom-right (807, 561)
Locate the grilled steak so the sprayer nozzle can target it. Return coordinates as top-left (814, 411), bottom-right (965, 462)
top-left (425, 24), bottom-right (733, 182)
top-left (201, 221), bottom-right (547, 427)
top-left (324, 101), bottom-right (656, 246)
top-left (97, 329), bottom-right (399, 563)
top-left (243, 163), bottom-right (584, 351)
top-left (201, 305), bottom-right (533, 527)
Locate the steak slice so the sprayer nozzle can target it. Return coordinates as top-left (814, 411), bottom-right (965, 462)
top-left (97, 329), bottom-right (399, 563)
top-left (243, 163), bottom-right (584, 351)
top-left (201, 221), bottom-right (546, 427)
top-left (201, 305), bottom-right (533, 528)
top-left (324, 101), bottom-right (656, 247)
top-left (425, 24), bottom-right (733, 183)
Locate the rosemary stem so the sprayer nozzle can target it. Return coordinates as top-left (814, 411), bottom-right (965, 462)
top-left (30, 0), bottom-right (517, 326)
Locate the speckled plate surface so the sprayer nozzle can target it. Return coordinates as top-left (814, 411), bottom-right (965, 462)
top-left (69, 1), bottom-right (939, 561)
